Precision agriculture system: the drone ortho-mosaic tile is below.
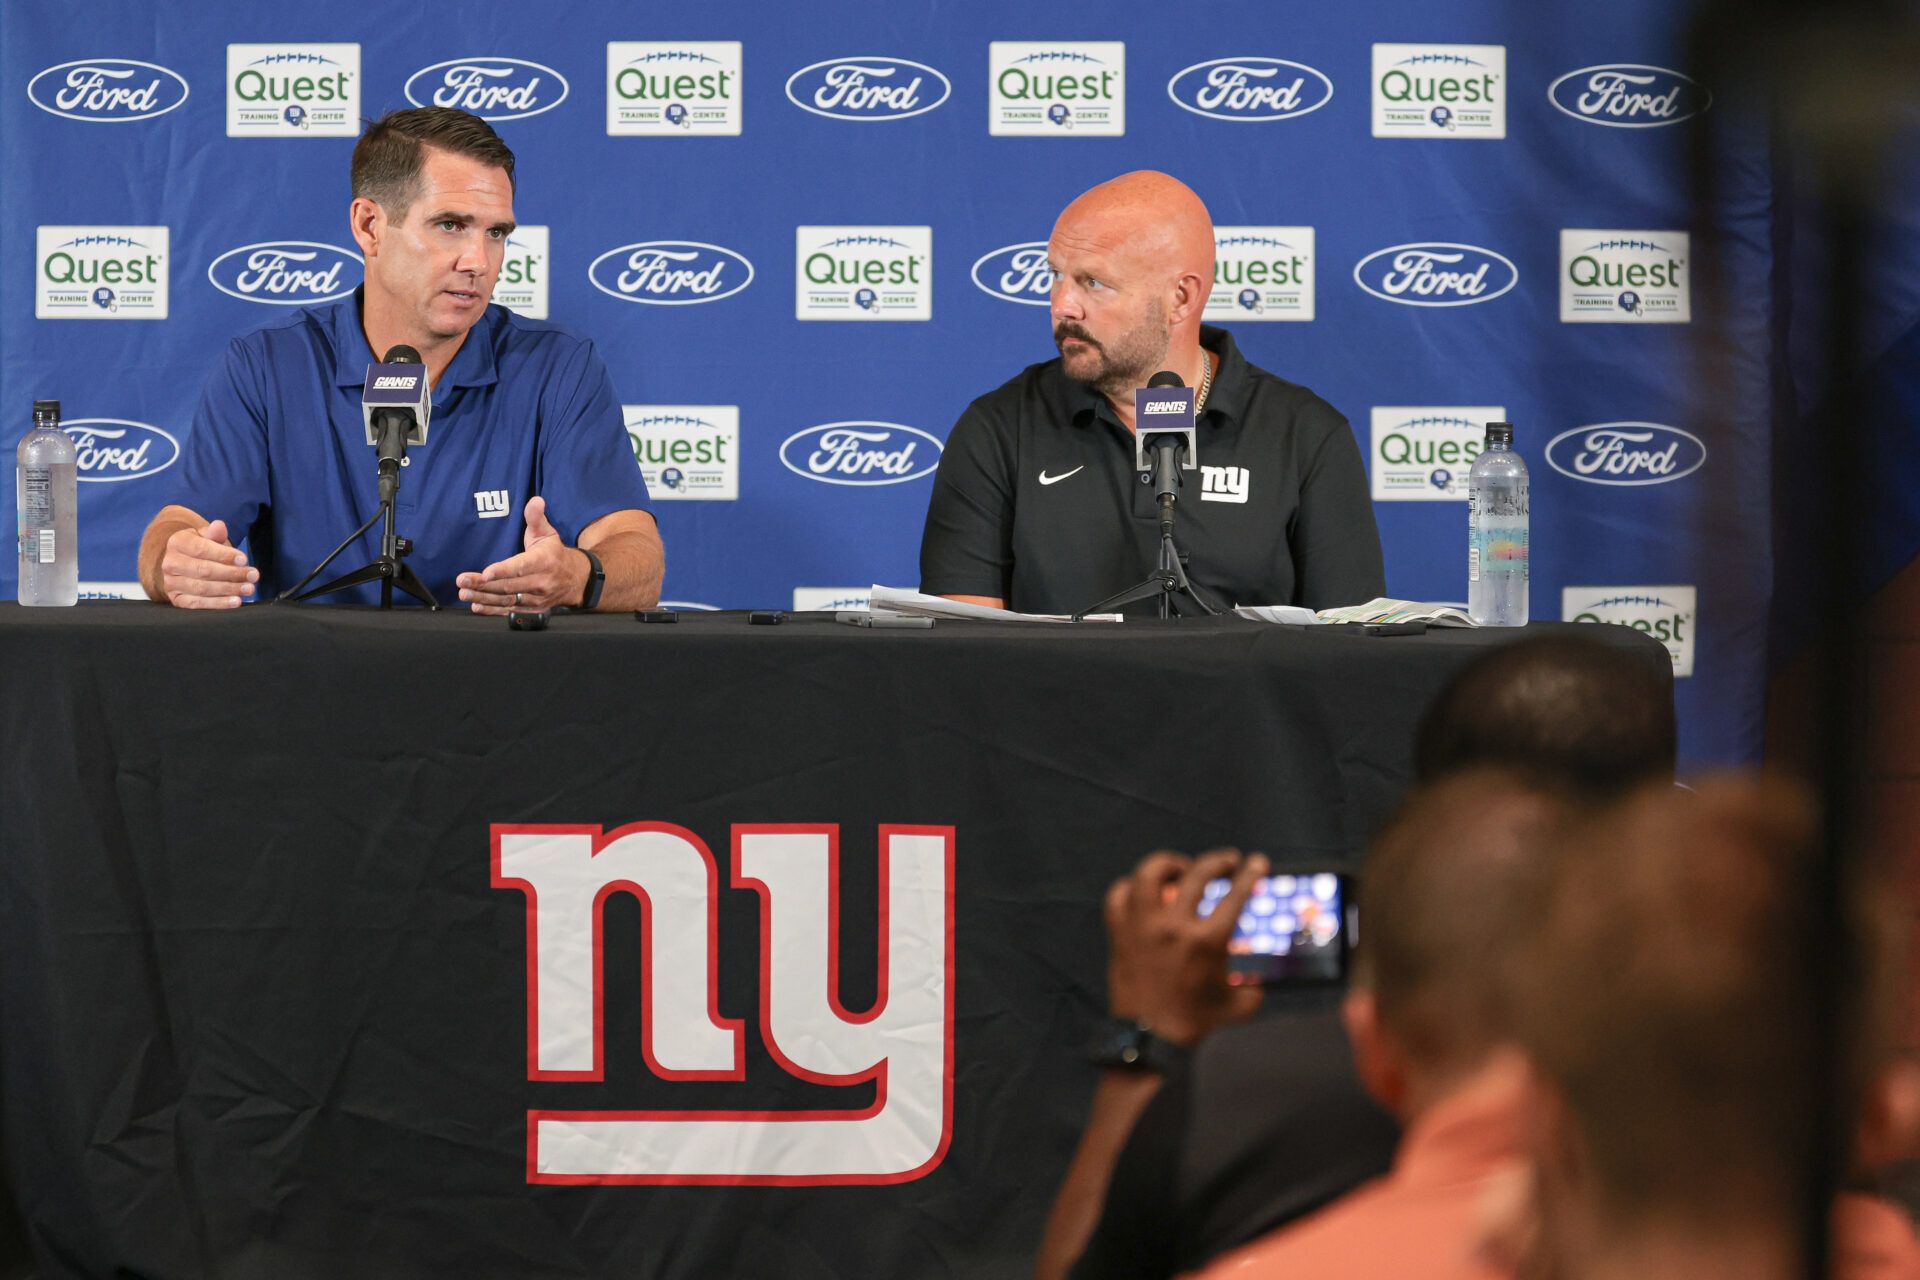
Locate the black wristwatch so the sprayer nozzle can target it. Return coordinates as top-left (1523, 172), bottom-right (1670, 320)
top-left (1089, 1018), bottom-right (1193, 1074)
top-left (575, 547), bottom-right (605, 611)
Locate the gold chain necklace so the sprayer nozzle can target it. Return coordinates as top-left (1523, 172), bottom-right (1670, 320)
top-left (1195, 350), bottom-right (1215, 412)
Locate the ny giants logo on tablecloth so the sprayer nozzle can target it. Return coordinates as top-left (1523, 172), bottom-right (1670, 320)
top-left (589, 241), bottom-right (754, 305)
top-left (1544, 422), bottom-right (1706, 485)
top-left (404, 57), bottom-right (569, 121)
top-left (779, 422), bottom-right (942, 486)
top-left (207, 242), bottom-right (360, 305)
top-left (27, 59), bottom-right (190, 122)
top-left (1547, 65), bottom-right (1711, 128)
top-left (1353, 242), bottom-right (1517, 307)
top-left (785, 57), bottom-right (951, 120)
top-left (493, 823), bottom-right (955, 1183)
top-left (1166, 57), bottom-right (1333, 121)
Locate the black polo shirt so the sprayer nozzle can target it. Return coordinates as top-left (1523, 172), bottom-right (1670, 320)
top-left (919, 326), bottom-right (1385, 616)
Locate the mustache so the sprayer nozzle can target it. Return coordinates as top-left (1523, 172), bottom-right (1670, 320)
top-left (1053, 323), bottom-right (1101, 349)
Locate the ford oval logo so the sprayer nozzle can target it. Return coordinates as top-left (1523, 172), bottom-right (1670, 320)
top-left (785, 56), bottom-right (951, 121)
top-left (207, 241), bottom-right (362, 306)
top-left (27, 59), bottom-right (190, 123)
top-left (403, 57), bottom-right (569, 121)
top-left (61, 418), bottom-right (180, 483)
top-left (1353, 242), bottom-right (1518, 308)
top-left (1547, 64), bottom-right (1710, 129)
top-left (1166, 57), bottom-right (1334, 122)
top-left (588, 241), bottom-right (755, 306)
top-left (971, 241), bottom-right (1052, 306)
top-left (779, 421), bottom-right (943, 487)
top-left (1545, 422), bottom-right (1706, 486)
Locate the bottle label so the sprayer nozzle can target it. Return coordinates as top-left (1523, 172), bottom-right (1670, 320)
top-left (1471, 516), bottom-right (1528, 580)
top-left (17, 467), bottom-right (54, 562)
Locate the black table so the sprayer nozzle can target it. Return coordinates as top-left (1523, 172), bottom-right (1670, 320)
top-left (0, 604), bottom-right (1667, 1279)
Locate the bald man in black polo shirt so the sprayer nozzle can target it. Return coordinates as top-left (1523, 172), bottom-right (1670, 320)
top-left (919, 171), bottom-right (1383, 615)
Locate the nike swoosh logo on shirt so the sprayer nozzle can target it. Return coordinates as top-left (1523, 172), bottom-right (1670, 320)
top-left (1038, 466), bottom-right (1085, 486)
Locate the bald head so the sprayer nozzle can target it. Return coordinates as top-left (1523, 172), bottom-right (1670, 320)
top-left (1048, 172), bottom-right (1217, 403)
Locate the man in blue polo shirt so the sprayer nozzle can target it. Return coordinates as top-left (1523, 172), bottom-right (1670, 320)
top-left (137, 107), bottom-right (660, 613)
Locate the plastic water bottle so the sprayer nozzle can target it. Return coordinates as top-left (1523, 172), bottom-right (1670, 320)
top-left (17, 399), bottom-right (78, 607)
top-left (1467, 421), bottom-right (1528, 627)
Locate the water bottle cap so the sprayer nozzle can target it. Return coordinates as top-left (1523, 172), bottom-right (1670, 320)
top-left (1485, 421), bottom-right (1514, 446)
top-left (33, 399), bottom-right (60, 419)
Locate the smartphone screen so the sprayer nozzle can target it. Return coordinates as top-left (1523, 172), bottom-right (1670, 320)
top-left (1199, 871), bottom-right (1352, 985)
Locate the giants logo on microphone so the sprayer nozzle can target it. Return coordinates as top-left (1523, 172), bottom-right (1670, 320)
top-left (607, 43), bottom-right (742, 136)
top-left (1562, 587), bottom-right (1697, 677)
top-left (27, 59), bottom-right (190, 122)
top-left (1560, 230), bottom-right (1690, 324)
top-left (970, 242), bottom-right (1052, 306)
top-left (1353, 242), bottom-right (1517, 308)
top-left (36, 226), bottom-right (169, 320)
top-left (1208, 228), bottom-right (1315, 322)
top-left (207, 241), bottom-right (360, 306)
top-left (624, 405), bottom-right (740, 501)
top-left (785, 57), bottom-right (951, 121)
top-left (589, 241), bottom-right (754, 306)
top-left (989, 43), bottom-right (1125, 136)
top-left (494, 226), bottom-right (549, 319)
top-left (1371, 44), bottom-right (1506, 138)
top-left (779, 423), bottom-right (943, 487)
top-left (493, 822), bottom-right (955, 1183)
top-left (797, 227), bottom-right (932, 321)
top-left (404, 57), bottom-right (569, 121)
top-left (226, 44), bottom-right (360, 137)
top-left (1548, 65), bottom-right (1710, 128)
top-left (1166, 56), bottom-right (1333, 122)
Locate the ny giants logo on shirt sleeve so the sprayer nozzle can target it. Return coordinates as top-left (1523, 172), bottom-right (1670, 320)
top-left (492, 822), bottom-right (955, 1183)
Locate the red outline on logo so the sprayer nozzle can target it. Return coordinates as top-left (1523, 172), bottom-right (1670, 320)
top-left (490, 822), bottom-right (745, 1085)
top-left (523, 823), bottom-right (957, 1186)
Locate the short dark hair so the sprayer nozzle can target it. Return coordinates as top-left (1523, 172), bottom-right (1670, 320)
top-left (1413, 633), bottom-right (1676, 797)
top-left (351, 107), bottom-right (516, 217)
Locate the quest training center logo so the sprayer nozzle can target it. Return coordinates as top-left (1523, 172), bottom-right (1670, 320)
top-left (1369, 407), bottom-right (1506, 501)
top-left (37, 226), bottom-right (169, 320)
top-left (493, 823), bottom-right (955, 1182)
top-left (624, 405), bottom-right (740, 501)
top-left (796, 227), bottom-right (932, 321)
top-left (606, 43), bottom-right (741, 136)
top-left (1166, 56), bottom-right (1333, 122)
top-left (1372, 43), bottom-right (1506, 139)
top-left (404, 57), bottom-right (569, 122)
top-left (27, 59), bottom-right (190, 123)
top-left (779, 422), bottom-right (943, 487)
top-left (1560, 230), bottom-right (1690, 324)
top-left (1208, 227), bottom-right (1315, 322)
top-left (1562, 586), bottom-right (1697, 677)
top-left (589, 240), bottom-right (754, 306)
top-left (493, 226), bottom-right (549, 319)
top-left (207, 241), bottom-right (360, 306)
top-left (226, 44), bottom-right (359, 137)
top-left (785, 56), bottom-right (951, 121)
top-left (1548, 64), bottom-right (1711, 129)
top-left (970, 241), bottom-right (1051, 306)
top-left (989, 42), bottom-right (1125, 136)
top-left (1545, 422), bottom-right (1707, 486)
top-left (61, 418), bottom-right (181, 484)
top-left (1353, 242), bottom-right (1517, 308)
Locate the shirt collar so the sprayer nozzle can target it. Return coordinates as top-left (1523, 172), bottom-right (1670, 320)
top-left (1063, 323), bottom-right (1253, 431)
top-left (327, 287), bottom-right (501, 398)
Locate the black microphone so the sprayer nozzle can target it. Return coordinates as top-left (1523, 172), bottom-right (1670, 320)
top-left (1147, 370), bottom-right (1183, 389)
top-left (362, 344), bottom-right (431, 505)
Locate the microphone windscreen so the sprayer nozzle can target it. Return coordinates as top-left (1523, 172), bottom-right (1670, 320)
top-left (1147, 370), bottom-right (1184, 388)
top-left (381, 344), bottom-right (424, 365)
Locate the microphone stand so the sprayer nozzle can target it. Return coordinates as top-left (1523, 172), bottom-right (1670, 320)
top-left (281, 420), bottom-right (439, 609)
top-left (1071, 434), bottom-right (1221, 620)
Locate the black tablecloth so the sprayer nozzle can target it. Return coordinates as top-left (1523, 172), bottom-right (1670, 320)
top-left (0, 604), bottom-right (1668, 1279)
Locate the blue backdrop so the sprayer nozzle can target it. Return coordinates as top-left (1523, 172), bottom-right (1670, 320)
top-left (1, 0), bottom-right (1777, 768)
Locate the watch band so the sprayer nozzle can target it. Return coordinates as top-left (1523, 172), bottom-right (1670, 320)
top-left (576, 547), bottom-right (606, 611)
top-left (1088, 1018), bottom-right (1193, 1074)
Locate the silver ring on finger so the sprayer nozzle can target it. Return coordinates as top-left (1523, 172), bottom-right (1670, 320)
top-left (514, 591), bottom-right (523, 607)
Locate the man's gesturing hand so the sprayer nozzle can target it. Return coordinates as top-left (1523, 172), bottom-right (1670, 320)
top-left (1104, 849), bottom-right (1270, 1047)
top-left (456, 495), bottom-right (587, 615)
top-left (161, 519), bottom-right (257, 609)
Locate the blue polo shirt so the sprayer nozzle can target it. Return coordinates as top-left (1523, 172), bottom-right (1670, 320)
top-left (170, 289), bottom-right (651, 605)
